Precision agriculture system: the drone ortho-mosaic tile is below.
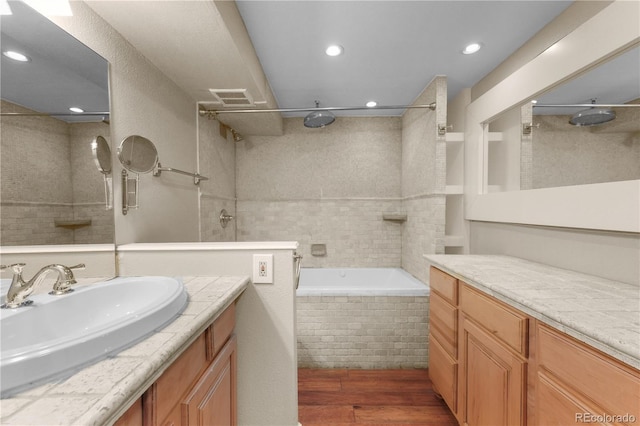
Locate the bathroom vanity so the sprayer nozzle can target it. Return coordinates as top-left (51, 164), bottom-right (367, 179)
top-left (0, 276), bottom-right (248, 425)
top-left (425, 255), bottom-right (640, 426)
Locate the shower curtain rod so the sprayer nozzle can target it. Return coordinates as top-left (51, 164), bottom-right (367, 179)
top-left (533, 103), bottom-right (640, 108)
top-left (199, 102), bottom-right (436, 115)
top-left (0, 112), bottom-right (110, 117)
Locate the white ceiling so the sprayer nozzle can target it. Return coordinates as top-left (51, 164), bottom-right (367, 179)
top-left (1, 1), bottom-right (109, 122)
top-left (4, 1), bottom-right (638, 133)
top-left (233, 0), bottom-right (573, 116)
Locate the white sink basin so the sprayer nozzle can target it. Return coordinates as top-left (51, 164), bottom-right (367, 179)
top-left (0, 276), bottom-right (188, 396)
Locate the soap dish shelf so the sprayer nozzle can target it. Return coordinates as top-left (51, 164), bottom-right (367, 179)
top-left (54, 219), bottom-right (92, 230)
top-left (382, 214), bottom-right (407, 223)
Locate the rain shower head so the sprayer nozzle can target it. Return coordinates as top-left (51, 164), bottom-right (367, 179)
top-left (569, 99), bottom-right (616, 126)
top-left (569, 108), bottom-right (616, 126)
top-left (304, 101), bottom-right (336, 128)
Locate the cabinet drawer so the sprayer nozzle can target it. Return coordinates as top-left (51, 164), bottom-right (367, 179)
top-left (536, 323), bottom-right (640, 420)
top-left (155, 333), bottom-right (207, 424)
top-left (430, 267), bottom-right (457, 304)
top-left (429, 292), bottom-right (457, 358)
top-left (429, 335), bottom-right (457, 414)
top-left (211, 303), bottom-right (236, 358)
top-left (459, 284), bottom-right (528, 356)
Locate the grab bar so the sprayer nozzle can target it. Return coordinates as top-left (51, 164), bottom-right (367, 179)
top-left (153, 162), bottom-right (209, 185)
top-left (293, 252), bottom-right (303, 290)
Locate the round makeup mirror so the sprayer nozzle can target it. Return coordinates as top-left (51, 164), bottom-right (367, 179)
top-left (91, 136), bottom-right (112, 175)
top-left (117, 135), bottom-right (158, 174)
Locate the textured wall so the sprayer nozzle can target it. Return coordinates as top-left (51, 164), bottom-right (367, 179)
top-left (1, 101), bottom-right (72, 204)
top-left (297, 295), bottom-right (429, 368)
top-left (198, 116), bottom-right (237, 242)
top-left (532, 113), bottom-right (640, 188)
top-left (236, 117), bottom-right (403, 267)
top-left (237, 199), bottom-right (402, 268)
top-left (52, 2), bottom-right (200, 245)
top-left (401, 76), bottom-right (447, 283)
top-left (1, 101), bottom-right (113, 245)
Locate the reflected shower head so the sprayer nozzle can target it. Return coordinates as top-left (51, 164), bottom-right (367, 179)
top-left (304, 101), bottom-right (336, 128)
top-left (569, 100), bottom-right (616, 126)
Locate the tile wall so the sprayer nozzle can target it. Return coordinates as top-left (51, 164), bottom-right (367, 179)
top-left (297, 295), bottom-right (429, 368)
top-left (198, 114), bottom-right (237, 242)
top-left (0, 101), bottom-right (113, 245)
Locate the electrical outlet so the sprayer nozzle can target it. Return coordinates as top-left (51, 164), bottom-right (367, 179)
top-left (253, 254), bottom-right (273, 284)
top-left (258, 260), bottom-right (268, 277)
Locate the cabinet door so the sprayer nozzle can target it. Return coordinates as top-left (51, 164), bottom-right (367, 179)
top-left (114, 398), bottom-right (143, 426)
top-left (533, 322), bottom-right (640, 426)
top-left (429, 335), bottom-right (458, 414)
top-left (182, 335), bottom-right (237, 426)
top-left (460, 316), bottom-right (526, 426)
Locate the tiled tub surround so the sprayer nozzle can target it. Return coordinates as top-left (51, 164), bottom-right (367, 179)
top-left (0, 101), bottom-right (113, 246)
top-left (0, 276), bottom-right (249, 426)
top-left (297, 268), bottom-right (430, 369)
top-left (425, 255), bottom-right (640, 369)
top-left (237, 198), bottom-right (403, 268)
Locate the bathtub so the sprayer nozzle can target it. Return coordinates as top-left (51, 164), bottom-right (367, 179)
top-left (296, 268), bottom-right (430, 369)
top-left (297, 267), bottom-right (430, 297)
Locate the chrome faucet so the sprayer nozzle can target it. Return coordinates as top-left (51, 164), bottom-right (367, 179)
top-left (1, 263), bottom-right (85, 309)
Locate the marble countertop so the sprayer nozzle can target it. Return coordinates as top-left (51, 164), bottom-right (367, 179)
top-left (0, 275), bottom-right (249, 426)
top-left (424, 255), bottom-right (640, 369)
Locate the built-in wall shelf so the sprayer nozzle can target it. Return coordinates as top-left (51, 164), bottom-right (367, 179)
top-left (445, 132), bottom-right (464, 143)
top-left (382, 214), bottom-right (407, 223)
top-left (54, 219), bottom-right (92, 230)
top-left (444, 235), bottom-right (464, 247)
top-left (488, 132), bottom-right (503, 142)
top-left (486, 185), bottom-right (504, 193)
top-left (444, 117), bottom-right (466, 252)
top-left (445, 185), bottom-right (463, 195)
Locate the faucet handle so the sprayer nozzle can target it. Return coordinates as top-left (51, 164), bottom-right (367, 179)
top-left (49, 263), bottom-right (85, 295)
top-left (8, 263), bottom-right (26, 274)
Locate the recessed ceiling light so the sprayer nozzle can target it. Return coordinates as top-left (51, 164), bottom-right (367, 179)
top-left (531, 100), bottom-right (538, 104)
top-left (22, 0), bottom-right (72, 16)
top-left (462, 43), bottom-right (482, 55)
top-left (0, 0), bottom-right (12, 15)
top-left (325, 45), bottom-right (343, 57)
top-left (366, 101), bottom-right (377, 108)
top-left (69, 107), bottom-right (84, 113)
top-left (3, 50), bottom-right (30, 62)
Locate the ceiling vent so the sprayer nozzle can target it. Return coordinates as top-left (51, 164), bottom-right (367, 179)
top-left (208, 89), bottom-right (255, 107)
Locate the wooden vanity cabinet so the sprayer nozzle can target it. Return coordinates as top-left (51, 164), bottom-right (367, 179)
top-left (429, 267), bottom-right (528, 426)
top-left (458, 283), bottom-right (528, 426)
top-left (121, 302), bottom-right (237, 426)
top-left (428, 267), bottom-right (459, 418)
top-left (530, 321), bottom-right (640, 426)
top-left (114, 398), bottom-right (143, 426)
top-left (429, 266), bottom-right (640, 426)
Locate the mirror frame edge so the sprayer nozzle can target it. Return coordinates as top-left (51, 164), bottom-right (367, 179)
top-left (465, 1), bottom-right (640, 233)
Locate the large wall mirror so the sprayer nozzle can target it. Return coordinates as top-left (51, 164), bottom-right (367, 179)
top-left (466, 1), bottom-right (638, 233)
top-left (0, 1), bottom-right (113, 246)
top-left (486, 44), bottom-right (640, 193)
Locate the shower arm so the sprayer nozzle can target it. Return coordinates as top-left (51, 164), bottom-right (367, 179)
top-left (199, 102), bottom-right (436, 116)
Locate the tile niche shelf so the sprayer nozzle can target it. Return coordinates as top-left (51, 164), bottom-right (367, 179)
top-left (54, 219), bottom-right (92, 230)
top-left (445, 131), bottom-right (465, 253)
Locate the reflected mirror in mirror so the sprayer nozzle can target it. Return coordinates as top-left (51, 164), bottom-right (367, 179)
top-left (117, 135), bottom-right (158, 174)
top-left (486, 45), bottom-right (640, 192)
top-left (92, 136), bottom-right (112, 174)
top-left (0, 1), bottom-right (113, 246)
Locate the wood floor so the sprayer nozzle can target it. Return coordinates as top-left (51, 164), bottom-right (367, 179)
top-left (298, 369), bottom-right (458, 426)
